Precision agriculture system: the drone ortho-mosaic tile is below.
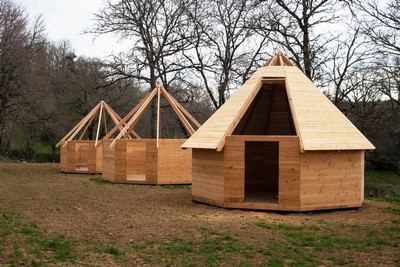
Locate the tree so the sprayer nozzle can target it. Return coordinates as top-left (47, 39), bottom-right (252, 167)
top-left (322, 27), bottom-right (377, 105)
top-left (353, 0), bottom-right (399, 104)
top-left (0, 0), bottom-right (48, 155)
top-left (90, 0), bottom-right (193, 137)
top-left (351, 0), bottom-right (400, 172)
top-left (183, 0), bottom-right (270, 109)
top-left (257, 0), bottom-right (345, 80)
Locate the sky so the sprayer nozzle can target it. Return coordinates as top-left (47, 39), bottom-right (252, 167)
top-left (17, 0), bottom-right (126, 59)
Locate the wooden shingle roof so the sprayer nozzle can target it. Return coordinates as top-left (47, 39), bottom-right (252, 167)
top-left (182, 52), bottom-right (375, 152)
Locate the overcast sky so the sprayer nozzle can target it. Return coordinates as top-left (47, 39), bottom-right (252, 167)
top-left (17, 0), bottom-right (125, 59)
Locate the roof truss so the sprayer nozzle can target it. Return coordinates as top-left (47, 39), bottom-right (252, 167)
top-left (56, 101), bottom-right (138, 148)
top-left (105, 86), bottom-right (201, 148)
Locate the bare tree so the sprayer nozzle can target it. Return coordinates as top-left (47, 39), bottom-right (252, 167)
top-left (353, 0), bottom-right (399, 104)
top-left (322, 28), bottom-right (377, 105)
top-left (257, 0), bottom-right (345, 80)
top-left (184, 0), bottom-right (270, 109)
top-left (0, 0), bottom-right (47, 154)
top-left (89, 0), bottom-right (193, 137)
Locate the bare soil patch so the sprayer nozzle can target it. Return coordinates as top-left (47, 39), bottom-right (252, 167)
top-left (0, 163), bottom-right (399, 266)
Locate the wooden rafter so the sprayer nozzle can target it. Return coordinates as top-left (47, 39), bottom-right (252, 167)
top-left (264, 51), bottom-right (294, 66)
top-left (108, 85), bottom-right (201, 148)
top-left (56, 101), bottom-right (139, 148)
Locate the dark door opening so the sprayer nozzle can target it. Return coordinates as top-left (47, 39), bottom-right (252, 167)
top-left (245, 141), bottom-right (279, 203)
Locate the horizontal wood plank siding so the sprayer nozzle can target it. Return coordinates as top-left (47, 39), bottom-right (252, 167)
top-left (60, 141), bottom-right (68, 172)
top-left (102, 139), bottom-right (116, 181)
top-left (157, 139), bottom-right (191, 184)
top-left (192, 149), bottom-right (225, 205)
top-left (299, 150), bottom-right (364, 210)
top-left (60, 140), bottom-right (102, 174)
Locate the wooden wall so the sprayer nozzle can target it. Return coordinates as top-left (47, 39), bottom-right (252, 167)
top-left (157, 139), bottom-right (191, 184)
top-left (102, 139), bottom-right (116, 181)
top-left (299, 150), bottom-right (364, 211)
top-left (60, 140), bottom-right (102, 174)
top-left (145, 140), bottom-right (158, 184)
top-left (192, 148), bottom-right (225, 205)
top-left (102, 139), bottom-right (191, 185)
top-left (60, 141), bottom-right (68, 172)
top-left (126, 140), bottom-right (147, 182)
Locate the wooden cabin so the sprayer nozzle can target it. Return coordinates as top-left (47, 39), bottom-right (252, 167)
top-left (101, 86), bottom-right (200, 185)
top-left (58, 101), bottom-right (136, 174)
top-left (182, 52), bottom-right (375, 212)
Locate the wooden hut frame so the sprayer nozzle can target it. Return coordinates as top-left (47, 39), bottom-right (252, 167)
top-left (102, 86), bottom-right (201, 184)
top-left (57, 101), bottom-right (138, 173)
top-left (182, 52), bottom-right (375, 212)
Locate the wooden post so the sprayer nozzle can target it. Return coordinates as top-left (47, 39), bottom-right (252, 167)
top-left (95, 102), bottom-right (104, 147)
top-left (157, 86), bottom-right (161, 148)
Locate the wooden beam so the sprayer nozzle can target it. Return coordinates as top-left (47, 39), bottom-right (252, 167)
top-left (56, 102), bottom-right (101, 147)
top-left (95, 102), bottom-right (104, 147)
top-left (215, 78), bottom-right (264, 151)
top-left (157, 86), bottom-right (161, 148)
top-left (110, 88), bottom-right (158, 147)
top-left (77, 111), bottom-right (96, 140)
top-left (102, 92), bottom-right (153, 141)
top-left (102, 103), bottom-right (140, 140)
top-left (163, 89), bottom-right (201, 128)
top-left (160, 87), bottom-right (195, 135)
top-left (102, 104), bottom-right (107, 135)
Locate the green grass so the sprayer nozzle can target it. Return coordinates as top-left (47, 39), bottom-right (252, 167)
top-left (0, 208), bottom-right (77, 265)
top-left (93, 244), bottom-right (123, 257)
top-left (127, 219), bottom-right (400, 267)
top-left (365, 170), bottom-right (400, 198)
top-left (133, 229), bottom-right (256, 266)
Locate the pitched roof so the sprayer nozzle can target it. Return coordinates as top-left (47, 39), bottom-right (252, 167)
top-left (182, 53), bottom-right (375, 152)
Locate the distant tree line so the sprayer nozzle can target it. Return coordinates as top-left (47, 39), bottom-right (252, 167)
top-left (0, 0), bottom-right (398, 172)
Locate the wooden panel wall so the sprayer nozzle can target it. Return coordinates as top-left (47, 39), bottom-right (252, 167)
top-left (126, 140), bottom-right (147, 181)
top-left (157, 139), bottom-right (191, 184)
top-left (114, 140), bottom-right (128, 182)
top-left (75, 143), bottom-right (88, 168)
top-left (224, 136), bottom-right (301, 210)
top-left (223, 138), bottom-right (245, 203)
top-left (86, 141), bottom-right (102, 173)
top-left (101, 139), bottom-right (191, 185)
top-left (60, 141), bottom-right (68, 172)
top-left (102, 139), bottom-right (116, 181)
top-left (192, 149), bottom-right (225, 205)
top-left (299, 150), bottom-right (364, 210)
top-left (145, 140), bottom-right (158, 184)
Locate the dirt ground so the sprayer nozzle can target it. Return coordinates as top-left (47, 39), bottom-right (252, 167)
top-left (0, 163), bottom-right (399, 266)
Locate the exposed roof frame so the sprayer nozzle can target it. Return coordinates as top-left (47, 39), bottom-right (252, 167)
top-left (107, 85), bottom-right (201, 148)
top-left (56, 101), bottom-right (137, 148)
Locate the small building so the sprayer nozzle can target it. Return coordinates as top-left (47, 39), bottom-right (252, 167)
top-left (102, 86), bottom-right (200, 185)
top-left (58, 101), bottom-right (137, 173)
top-left (182, 52), bottom-right (375, 211)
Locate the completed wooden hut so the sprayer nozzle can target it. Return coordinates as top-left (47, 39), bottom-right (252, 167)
top-left (58, 101), bottom-right (138, 173)
top-left (102, 86), bottom-right (201, 185)
top-left (182, 52), bottom-right (375, 212)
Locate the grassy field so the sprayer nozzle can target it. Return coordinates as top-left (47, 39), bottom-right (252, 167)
top-left (0, 163), bottom-right (399, 266)
top-left (365, 170), bottom-right (400, 203)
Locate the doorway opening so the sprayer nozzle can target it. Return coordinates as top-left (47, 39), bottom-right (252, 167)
top-left (245, 141), bottom-right (279, 203)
